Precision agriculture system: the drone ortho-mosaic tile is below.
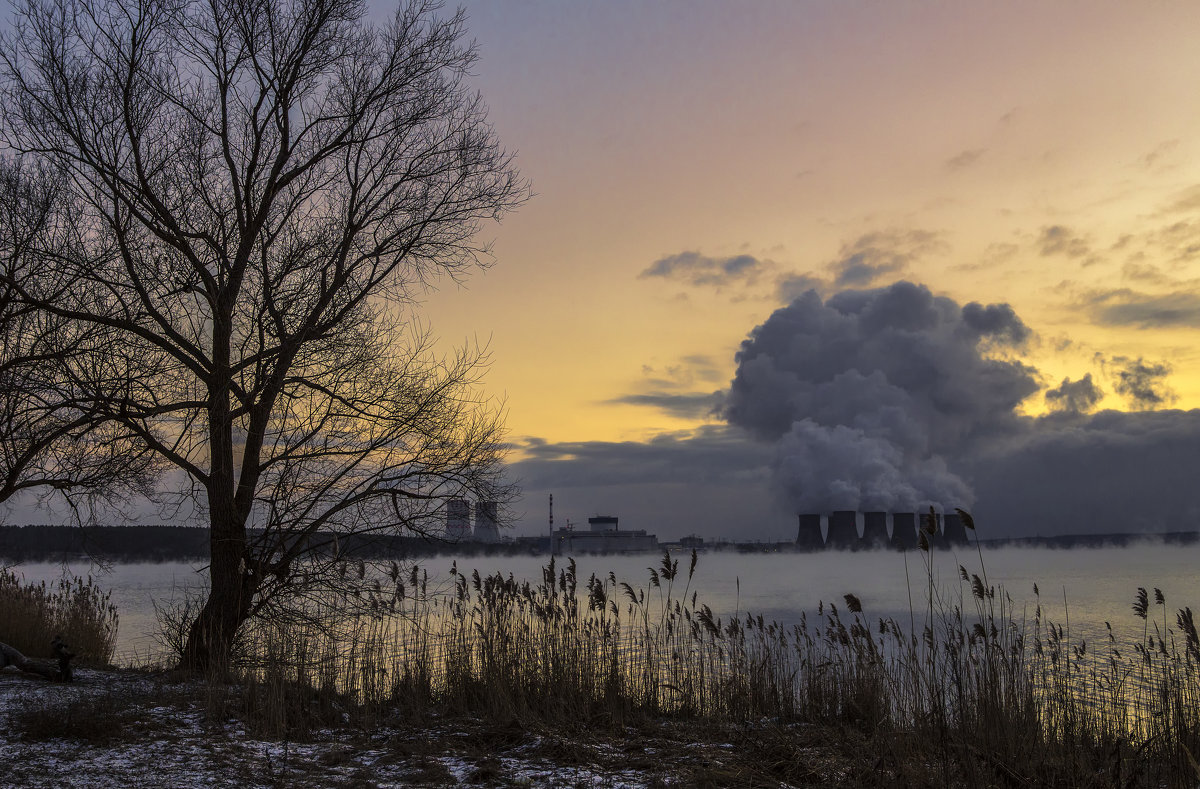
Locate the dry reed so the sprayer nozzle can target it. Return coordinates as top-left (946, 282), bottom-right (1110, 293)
top-left (182, 526), bottom-right (1200, 785)
top-left (0, 566), bottom-right (118, 665)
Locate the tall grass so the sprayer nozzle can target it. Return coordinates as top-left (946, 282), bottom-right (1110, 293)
top-left (204, 537), bottom-right (1200, 785)
top-left (0, 566), bottom-right (118, 665)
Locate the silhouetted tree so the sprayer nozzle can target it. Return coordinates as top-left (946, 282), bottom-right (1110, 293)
top-left (0, 0), bottom-right (526, 672)
top-left (0, 160), bottom-right (156, 515)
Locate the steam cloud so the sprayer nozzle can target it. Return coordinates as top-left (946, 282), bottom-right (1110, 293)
top-left (512, 278), bottom-right (1200, 539)
top-left (725, 281), bottom-right (1036, 514)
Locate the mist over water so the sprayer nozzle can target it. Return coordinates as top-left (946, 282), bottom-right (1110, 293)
top-left (13, 542), bottom-right (1199, 663)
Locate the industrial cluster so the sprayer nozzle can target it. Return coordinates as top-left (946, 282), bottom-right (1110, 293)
top-left (444, 499), bottom-right (502, 543)
top-left (796, 510), bottom-right (970, 551)
top-left (549, 515), bottom-right (658, 555)
top-left (442, 496), bottom-right (972, 555)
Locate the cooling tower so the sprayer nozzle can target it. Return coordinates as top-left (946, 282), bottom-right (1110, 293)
top-left (942, 511), bottom-right (968, 546)
top-left (474, 500), bottom-right (500, 543)
top-left (862, 511), bottom-right (888, 548)
top-left (890, 512), bottom-right (918, 550)
top-left (445, 498), bottom-right (471, 541)
top-left (922, 511), bottom-right (944, 548)
top-left (826, 510), bottom-right (859, 550)
top-left (796, 513), bottom-right (824, 550)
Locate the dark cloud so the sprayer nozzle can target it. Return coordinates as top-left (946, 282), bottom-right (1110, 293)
top-left (828, 230), bottom-right (945, 287)
top-left (724, 282), bottom-right (1037, 513)
top-left (607, 391), bottom-right (722, 419)
top-left (615, 356), bottom-right (728, 417)
top-left (639, 356), bottom-right (725, 388)
top-left (679, 354), bottom-right (725, 380)
top-left (967, 409), bottom-right (1200, 536)
top-left (508, 427), bottom-right (780, 540)
top-left (1044, 374), bottom-right (1103, 414)
top-left (1107, 356), bottom-right (1176, 410)
top-left (960, 301), bottom-right (1032, 347)
top-left (1083, 289), bottom-right (1200, 328)
top-left (513, 426), bottom-right (771, 489)
top-left (945, 148), bottom-right (986, 171)
top-left (1038, 225), bottom-right (1091, 259)
top-left (640, 251), bottom-right (771, 288)
top-left (775, 272), bottom-right (826, 303)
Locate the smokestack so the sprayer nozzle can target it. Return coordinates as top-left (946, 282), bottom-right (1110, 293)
top-left (942, 511), bottom-right (968, 546)
top-left (446, 499), bottom-right (471, 541)
top-left (826, 510), bottom-right (858, 550)
top-left (890, 512), bottom-right (917, 550)
top-left (474, 500), bottom-right (500, 543)
top-left (796, 513), bottom-right (823, 551)
top-left (862, 511), bottom-right (888, 548)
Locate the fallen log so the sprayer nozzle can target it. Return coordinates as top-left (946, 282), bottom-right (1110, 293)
top-left (0, 638), bottom-right (74, 681)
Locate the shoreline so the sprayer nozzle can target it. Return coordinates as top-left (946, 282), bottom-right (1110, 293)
top-left (0, 667), bottom-right (860, 788)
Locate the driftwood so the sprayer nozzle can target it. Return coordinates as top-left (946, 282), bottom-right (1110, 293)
top-left (0, 637), bottom-right (74, 682)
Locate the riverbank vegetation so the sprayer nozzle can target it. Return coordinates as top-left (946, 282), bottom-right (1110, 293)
top-left (134, 537), bottom-right (1199, 786)
top-left (7, 532), bottom-right (1200, 786)
top-left (0, 567), bottom-right (117, 664)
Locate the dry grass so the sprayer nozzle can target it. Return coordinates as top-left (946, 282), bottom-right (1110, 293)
top-left (9, 691), bottom-right (148, 743)
top-left (158, 516), bottom-right (1200, 787)
top-left (0, 566), bottom-right (118, 664)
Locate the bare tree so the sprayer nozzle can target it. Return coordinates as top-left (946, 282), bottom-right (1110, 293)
top-left (0, 0), bottom-right (527, 671)
top-left (0, 159), bottom-right (156, 515)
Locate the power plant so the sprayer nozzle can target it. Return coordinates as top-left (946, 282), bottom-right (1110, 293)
top-left (444, 499), bottom-right (503, 542)
top-left (445, 499), bottom-right (471, 540)
top-left (825, 510), bottom-right (859, 549)
top-left (795, 509), bottom-right (971, 551)
top-left (551, 515), bottom-right (659, 555)
top-left (474, 500), bottom-right (501, 543)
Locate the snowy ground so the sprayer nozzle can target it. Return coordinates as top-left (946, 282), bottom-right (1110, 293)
top-left (0, 668), bottom-right (853, 788)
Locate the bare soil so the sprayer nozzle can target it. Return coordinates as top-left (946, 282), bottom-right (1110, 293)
top-left (0, 668), bottom-right (895, 788)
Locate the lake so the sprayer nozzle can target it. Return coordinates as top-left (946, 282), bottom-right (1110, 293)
top-left (9, 541), bottom-right (1199, 665)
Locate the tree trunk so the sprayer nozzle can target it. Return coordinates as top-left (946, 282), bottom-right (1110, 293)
top-left (0, 639), bottom-right (73, 681)
top-left (177, 527), bottom-right (254, 674)
top-left (178, 308), bottom-right (253, 675)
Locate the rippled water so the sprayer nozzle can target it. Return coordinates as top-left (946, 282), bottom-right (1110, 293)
top-left (10, 541), bottom-right (1200, 664)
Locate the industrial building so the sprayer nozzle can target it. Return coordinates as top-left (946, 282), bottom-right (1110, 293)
top-left (474, 500), bottom-right (501, 543)
top-left (443, 499), bottom-right (503, 543)
top-left (551, 515), bottom-right (659, 555)
top-left (795, 510), bottom-right (971, 551)
top-left (445, 499), bottom-right (471, 541)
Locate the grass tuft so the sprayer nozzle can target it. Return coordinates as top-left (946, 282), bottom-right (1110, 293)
top-left (0, 567), bottom-right (118, 664)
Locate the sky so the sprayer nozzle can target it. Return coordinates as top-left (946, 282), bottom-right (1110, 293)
top-left (6, 1), bottom-right (1200, 541)
top-left (408, 1), bottom-right (1200, 540)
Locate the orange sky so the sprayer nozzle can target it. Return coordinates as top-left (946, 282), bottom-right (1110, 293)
top-left (9, 1), bottom-right (1197, 538)
top-left (410, 1), bottom-right (1200, 463)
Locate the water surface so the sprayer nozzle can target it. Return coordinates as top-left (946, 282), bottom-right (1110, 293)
top-left (10, 542), bottom-right (1198, 664)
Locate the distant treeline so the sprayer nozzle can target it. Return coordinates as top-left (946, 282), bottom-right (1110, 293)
top-left (978, 532), bottom-right (1200, 549)
top-left (0, 525), bottom-right (547, 563)
top-left (3, 524), bottom-right (1195, 564)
